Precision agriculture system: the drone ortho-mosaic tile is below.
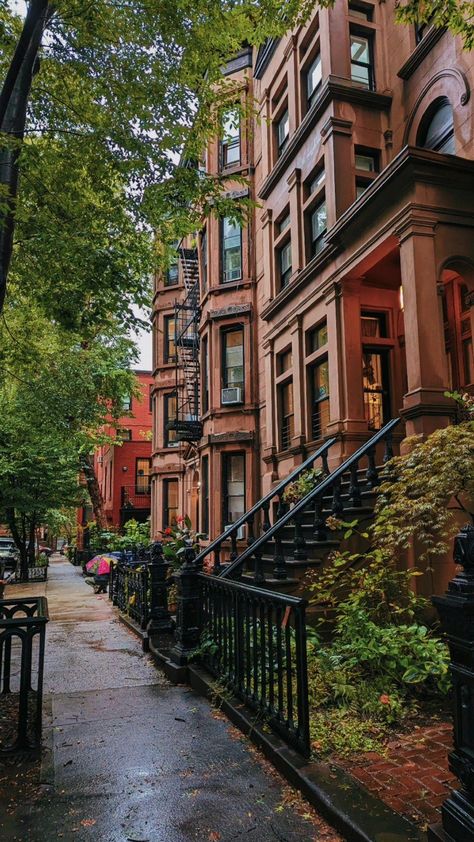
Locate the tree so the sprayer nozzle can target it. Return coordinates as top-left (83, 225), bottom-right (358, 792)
top-left (0, 303), bottom-right (139, 576)
top-left (396, 0), bottom-right (474, 51)
top-left (0, 0), bottom-right (317, 318)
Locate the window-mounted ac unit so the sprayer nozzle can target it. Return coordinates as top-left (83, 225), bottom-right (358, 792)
top-left (225, 524), bottom-right (245, 540)
top-left (221, 387), bottom-right (243, 405)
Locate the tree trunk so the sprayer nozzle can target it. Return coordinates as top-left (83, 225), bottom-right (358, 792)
top-left (27, 517), bottom-right (36, 566)
top-left (6, 508), bottom-right (29, 580)
top-left (0, 0), bottom-right (53, 313)
top-left (79, 453), bottom-right (108, 530)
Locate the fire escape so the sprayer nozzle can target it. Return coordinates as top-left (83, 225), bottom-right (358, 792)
top-left (172, 248), bottom-right (203, 443)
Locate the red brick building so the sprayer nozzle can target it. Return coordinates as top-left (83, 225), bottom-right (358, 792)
top-left (79, 371), bottom-right (153, 531)
top-left (151, 5), bottom-right (474, 596)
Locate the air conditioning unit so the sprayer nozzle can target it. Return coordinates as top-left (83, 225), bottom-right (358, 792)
top-left (221, 387), bottom-right (243, 405)
top-left (97, 456), bottom-right (104, 465)
top-left (225, 524), bottom-right (245, 540)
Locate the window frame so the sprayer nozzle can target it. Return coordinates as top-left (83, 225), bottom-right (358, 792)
top-left (418, 98), bottom-right (455, 154)
top-left (220, 107), bottom-right (241, 170)
top-left (135, 457), bottom-right (151, 495)
top-left (164, 391), bottom-right (179, 448)
top-left (221, 216), bottom-right (243, 284)
top-left (200, 228), bottom-right (208, 293)
top-left (201, 455), bottom-right (209, 537)
top-left (350, 29), bottom-right (375, 90)
top-left (221, 325), bottom-right (245, 403)
top-left (163, 314), bottom-right (177, 364)
top-left (222, 451), bottom-right (246, 530)
top-left (202, 333), bottom-right (209, 415)
top-left (163, 478), bottom-right (179, 528)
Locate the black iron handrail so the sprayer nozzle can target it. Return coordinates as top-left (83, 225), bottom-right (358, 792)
top-left (195, 438), bottom-right (337, 574)
top-left (198, 572), bottom-right (311, 756)
top-left (220, 417), bottom-right (401, 580)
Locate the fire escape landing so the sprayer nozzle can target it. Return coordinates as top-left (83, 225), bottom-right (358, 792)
top-left (171, 248), bottom-right (202, 443)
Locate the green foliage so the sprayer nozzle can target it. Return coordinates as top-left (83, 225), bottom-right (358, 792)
top-left (283, 468), bottom-right (324, 504)
top-left (306, 542), bottom-right (450, 755)
top-left (396, 0), bottom-right (474, 51)
top-left (87, 518), bottom-right (151, 554)
top-left (161, 515), bottom-right (204, 570)
top-left (373, 421), bottom-right (474, 561)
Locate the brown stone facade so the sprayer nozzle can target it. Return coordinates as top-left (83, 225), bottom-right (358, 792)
top-left (151, 4), bottom-right (474, 591)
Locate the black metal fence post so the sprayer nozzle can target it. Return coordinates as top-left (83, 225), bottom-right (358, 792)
top-left (430, 524), bottom-right (474, 842)
top-left (169, 541), bottom-right (202, 666)
top-left (148, 541), bottom-right (174, 637)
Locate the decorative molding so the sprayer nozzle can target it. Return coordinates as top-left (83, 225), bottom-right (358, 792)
top-left (321, 117), bottom-right (353, 142)
top-left (209, 431), bottom-right (254, 444)
top-left (286, 167), bottom-right (301, 190)
top-left (208, 304), bottom-right (252, 321)
top-left (258, 77), bottom-right (391, 200)
top-left (223, 46), bottom-right (253, 77)
top-left (397, 28), bottom-right (446, 81)
top-left (403, 68), bottom-right (471, 145)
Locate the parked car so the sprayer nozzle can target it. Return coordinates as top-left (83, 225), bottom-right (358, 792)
top-left (38, 545), bottom-right (54, 557)
top-left (0, 537), bottom-right (19, 571)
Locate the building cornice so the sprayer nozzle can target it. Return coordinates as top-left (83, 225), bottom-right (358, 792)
top-left (397, 27), bottom-right (446, 81)
top-left (258, 77), bottom-right (392, 200)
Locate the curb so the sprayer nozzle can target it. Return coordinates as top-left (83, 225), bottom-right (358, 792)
top-left (149, 637), bottom-right (425, 842)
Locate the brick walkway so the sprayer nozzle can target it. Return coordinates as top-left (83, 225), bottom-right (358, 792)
top-left (340, 723), bottom-right (457, 828)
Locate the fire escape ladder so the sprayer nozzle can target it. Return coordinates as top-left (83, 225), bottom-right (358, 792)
top-left (172, 248), bottom-right (202, 443)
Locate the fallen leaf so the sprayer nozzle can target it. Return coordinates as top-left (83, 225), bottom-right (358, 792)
top-left (208, 833), bottom-right (221, 841)
top-left (80, 819), bottom-right (96, 827)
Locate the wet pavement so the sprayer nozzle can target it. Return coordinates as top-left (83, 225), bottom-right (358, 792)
top-left (0, 557), bottom-right (341, 842)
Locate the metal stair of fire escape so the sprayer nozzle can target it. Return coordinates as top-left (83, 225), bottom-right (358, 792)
top-left (196, 418), bottom-right (401, 594)
top-left (174, 249), bottom-right (202, 443)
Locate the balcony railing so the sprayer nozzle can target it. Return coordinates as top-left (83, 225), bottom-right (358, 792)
top-left (121, 485), bottom-right (151, 508)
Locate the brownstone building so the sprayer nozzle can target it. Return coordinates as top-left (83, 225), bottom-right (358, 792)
top-left (151, 2), bottom-right (474, 593)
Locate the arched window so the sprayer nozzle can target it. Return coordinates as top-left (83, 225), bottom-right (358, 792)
top-left (417, 98), bottom-right (455, 154)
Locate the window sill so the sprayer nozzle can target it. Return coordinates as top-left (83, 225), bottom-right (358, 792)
top-left (397, 27), bottom-right (446, 80)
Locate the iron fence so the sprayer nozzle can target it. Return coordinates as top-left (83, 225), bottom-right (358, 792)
top-left (198, 574), bottom-right (310, 756)
top-left (111, 563), bottom-right (150, 630)
top-left (0, 597), bottom-right (49, 752)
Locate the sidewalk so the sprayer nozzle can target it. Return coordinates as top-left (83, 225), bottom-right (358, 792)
top-left (0, 557), bottom-right (341, 842)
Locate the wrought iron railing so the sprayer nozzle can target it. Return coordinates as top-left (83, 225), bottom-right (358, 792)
top-left (221, 417), bottom-right (401, 582)
top-left (111, 562), bottom-right (150, 630)
top-left (196, 437), bottom-right (337, 575)
top-left (0, 597), bottom-right (49, 752)
top-left (199, 574), bottom-right (310, 756)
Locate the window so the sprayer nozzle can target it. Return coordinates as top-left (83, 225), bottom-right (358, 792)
top-left (165, 254), bottom-right (179, 287)
top-left (362, 350), bottom-right (390, 430)
top-left (306, 53), bottom-right (322, 109)
top-left (361, 311), bottom-right (387, 338)
top-left (349, 2), bottom-right (373, 21)
top-left (201, 456), bottom-right (209, 536)
top-left (355, 151), bottom-right (378, 171)
top-left (276, 108), bottom-right (289, 156)
top-left (278, 348), bottom-right (292, 375)
top-left (164, 392), bottom-right (178, 447)
top-left (221, 108), bottom-right (240, 168)
top-left (311, 359), bottom-right (330, 440)
top-left (355, 148), bottom-right (379, 197)
top-left (164, 315), bottom-right (176, 363)
top-left (222, 327), bottom-right (244, 399)
top-left (163, 479), bottom-right (179, 527)
top-left (310, 200), bottom-right (327, 256)
top-left (279, 240), bottom-right (292, 289)
top-left (279, 213), bottom-right (291, 234)
top-left (307, 321), bottom-right (328, 354)
top-left (350, 32), bottom-right (374, 89)
top-left (200, 229), bottom-right (208, 292)
top-left (418, 98), bottom-right (455, 154)
top-left (222, 217), bottom-right (242, 283)
top-left (116, 428), bottom-right (132, 441)
top-left (202, 335), bottom-right (209, 414)
top-left (222, 453), bottom-right (246, 528)
top-left (136, 458), bottom-right (151, 494)
top-left (278, 380), bottom-right (294, 450)
top-left (309, 166), bottom-right (325, 195)
top-left (121, 394), bottom-right (132, 411)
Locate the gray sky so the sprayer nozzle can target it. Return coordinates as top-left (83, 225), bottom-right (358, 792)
top-left (130, 308), bottom-right (152, 371)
